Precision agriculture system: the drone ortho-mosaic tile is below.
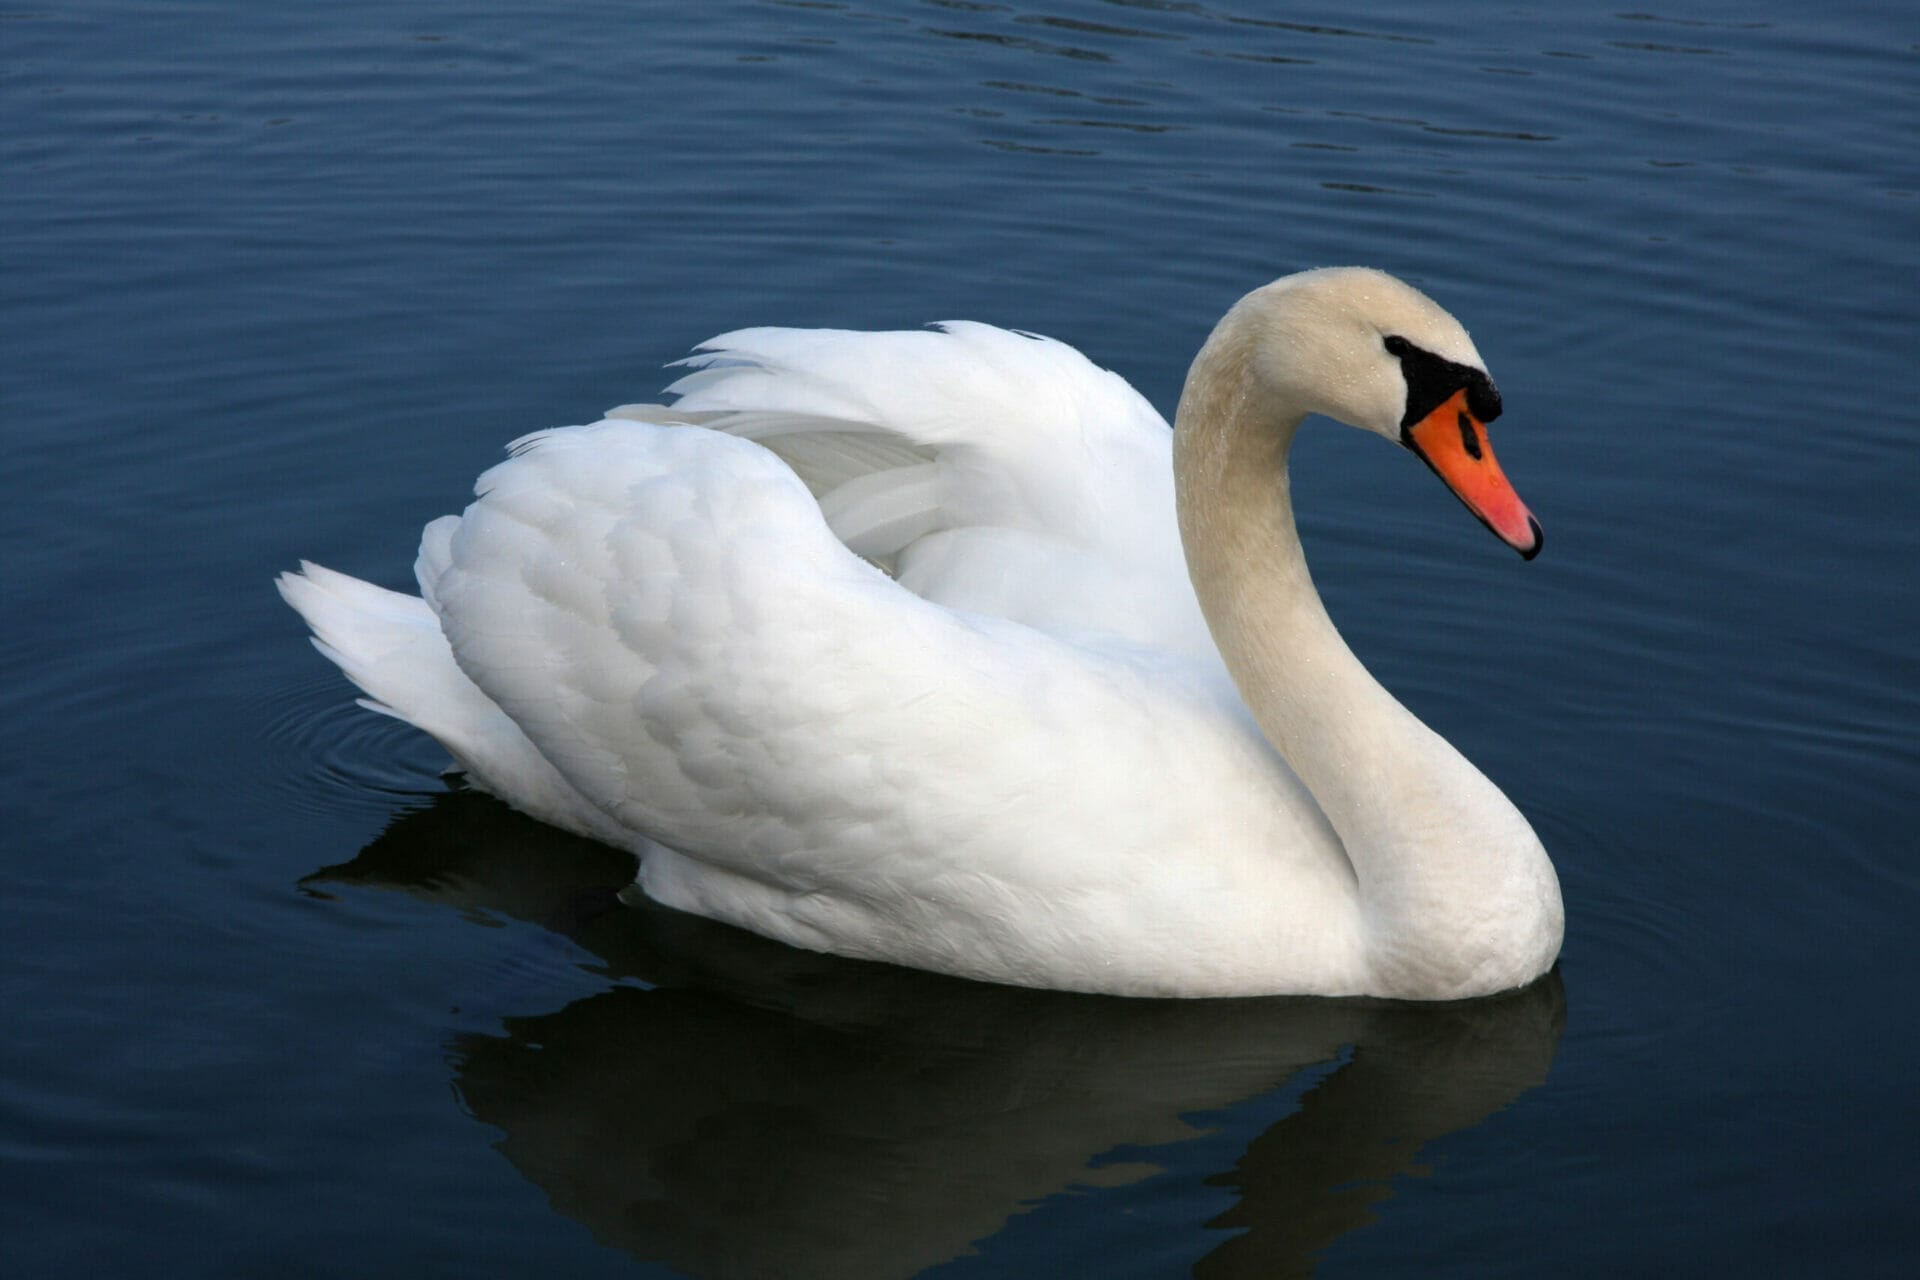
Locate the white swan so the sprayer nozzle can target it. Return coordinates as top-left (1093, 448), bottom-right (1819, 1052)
top-left (279, 268), bottom-right (1562, 1000)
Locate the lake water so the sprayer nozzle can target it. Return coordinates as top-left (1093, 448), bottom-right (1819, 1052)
top-left (6, 1), bottom-right (1916, 1275)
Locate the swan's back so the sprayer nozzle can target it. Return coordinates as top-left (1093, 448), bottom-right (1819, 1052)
top-left (620, 322), bottom-right (1214, 656)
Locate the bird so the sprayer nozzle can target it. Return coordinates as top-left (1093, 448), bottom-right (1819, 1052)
top-left (279, 267), bottom-right (1563, 1000)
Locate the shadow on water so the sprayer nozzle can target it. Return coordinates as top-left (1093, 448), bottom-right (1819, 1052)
top-left (308, 789), bottom-right (1566, 1280)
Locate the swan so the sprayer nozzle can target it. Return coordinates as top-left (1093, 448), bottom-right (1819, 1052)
top-left (279, 267), bottom-right (1562, 1000)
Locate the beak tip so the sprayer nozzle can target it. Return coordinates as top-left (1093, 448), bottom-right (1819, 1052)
top-left (1517, 516), bottom-right (1543, 560)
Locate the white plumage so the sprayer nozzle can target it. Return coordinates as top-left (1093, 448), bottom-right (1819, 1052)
top-left (281, 268), bottom-right (1563, 998)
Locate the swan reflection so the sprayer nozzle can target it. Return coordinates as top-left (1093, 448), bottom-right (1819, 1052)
top-left (309, 791), bottom-right (1564, 1279)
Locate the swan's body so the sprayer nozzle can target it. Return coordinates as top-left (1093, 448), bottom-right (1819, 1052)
top-left (281, 268), bottom-right (1562, 999)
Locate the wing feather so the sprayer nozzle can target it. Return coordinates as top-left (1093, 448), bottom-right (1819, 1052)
top-left (603, 323), bottom-right (1212, 654)
top-left (424, 421), bottom-right (1338, 974)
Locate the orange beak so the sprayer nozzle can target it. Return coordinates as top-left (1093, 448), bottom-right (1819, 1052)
top-left (1402, 389), bottom-right (1542, 559)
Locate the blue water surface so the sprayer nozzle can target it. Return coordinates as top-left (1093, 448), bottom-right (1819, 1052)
top-left (4, 1), bottom-right (1916, 1276)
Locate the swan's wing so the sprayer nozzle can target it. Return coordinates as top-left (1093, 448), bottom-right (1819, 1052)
top-left (423, 420), bottom-right (1344, 991)
top-left (608, 322), bottom-right (1215, 657)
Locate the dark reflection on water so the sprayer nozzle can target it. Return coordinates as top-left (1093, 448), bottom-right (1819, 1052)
top-left (311, 792), bottom-right (1563, 1280)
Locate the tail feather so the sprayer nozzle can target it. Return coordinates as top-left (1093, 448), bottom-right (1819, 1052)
top-left (276, 562), bottom-right (448, 724)
top-left (276, 561), bottom-right (628, 846)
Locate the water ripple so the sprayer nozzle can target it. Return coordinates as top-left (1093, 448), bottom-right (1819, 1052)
top-left (253, 665), bottom-right (447, 819)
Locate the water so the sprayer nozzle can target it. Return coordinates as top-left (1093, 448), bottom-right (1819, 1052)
top-left (4, 1), bottom-right (1916, 1275)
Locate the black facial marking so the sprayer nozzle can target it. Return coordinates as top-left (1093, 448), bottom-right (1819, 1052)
top-left (1383, 335), bottom-right (1502, 431)
top-left (1457, 409), bottom-right (1482, 460)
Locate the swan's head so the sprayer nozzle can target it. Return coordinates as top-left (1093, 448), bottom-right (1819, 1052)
top-left (1229, 267), bottom-right (1542, 559)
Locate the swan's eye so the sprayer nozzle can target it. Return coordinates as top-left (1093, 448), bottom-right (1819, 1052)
top-left (1386, 336), bottom-right (1503, 427)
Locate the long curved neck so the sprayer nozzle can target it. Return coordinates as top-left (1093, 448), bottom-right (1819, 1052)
top-left (1172, 326), bottom-right (1440, 857)
top-left (1171, 319), bottom-right (1556, 990)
